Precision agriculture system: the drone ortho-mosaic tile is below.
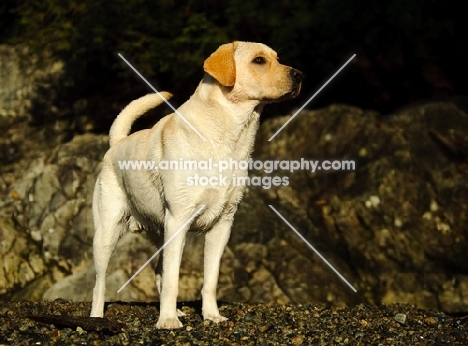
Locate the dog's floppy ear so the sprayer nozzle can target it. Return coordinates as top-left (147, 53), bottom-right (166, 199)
top-left (203, 42), bottom-right (237, 87)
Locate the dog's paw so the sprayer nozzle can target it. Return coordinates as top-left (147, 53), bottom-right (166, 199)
top-left (156, 317), bottom-right (183, 329)
top-left (204, 314), bottom-right (228, 324)
top-left (90, 308), bottom-right (104, 318)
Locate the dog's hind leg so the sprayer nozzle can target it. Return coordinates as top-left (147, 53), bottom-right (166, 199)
top-left (90, 175), bottom-right (126, 318)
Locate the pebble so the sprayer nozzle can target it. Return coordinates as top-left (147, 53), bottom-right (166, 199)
top-left (0, 301), bottom-right (466, 345)
top-left (395, 313), bottom-right (407, 325)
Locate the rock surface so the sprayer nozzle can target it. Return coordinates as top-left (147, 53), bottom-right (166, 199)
top-left (0, 44), bottom-right (63, 118)
top-left (249, 101), bottom-right (468, 313)
top-left (1, 43), bottom-right (468, 313)
top-left (1, 99), bottom-right (467, 315)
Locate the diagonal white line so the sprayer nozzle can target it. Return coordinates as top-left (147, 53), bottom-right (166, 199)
top-left (117, 205), bottom-right (207, 293)
top-left (268, 205), bottom-right (357, 292)
top-left (268, 54), bottom-right (356, 141)
top-left (118, 53), bottom-right (207, 142)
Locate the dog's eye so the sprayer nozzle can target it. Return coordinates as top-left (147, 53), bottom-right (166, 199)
top-left (252, 56), bottom-right (266, 65)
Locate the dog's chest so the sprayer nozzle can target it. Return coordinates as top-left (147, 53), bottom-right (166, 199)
top-left (189, 183), bottom-right (244, 231)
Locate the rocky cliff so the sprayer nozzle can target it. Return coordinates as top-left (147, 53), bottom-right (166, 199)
top-left (1, 44), bottom-right (467, 314)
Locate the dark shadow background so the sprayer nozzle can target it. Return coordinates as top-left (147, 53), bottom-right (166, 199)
top-left (1, 0), bottom-right (466, 133)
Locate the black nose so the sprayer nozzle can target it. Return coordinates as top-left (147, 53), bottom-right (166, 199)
top-left (289, 68), bottom-right (303, 83)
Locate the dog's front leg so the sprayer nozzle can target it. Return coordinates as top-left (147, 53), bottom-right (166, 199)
top-left (202, 217), bottom-right (232, 323)
top-left (156, 214), bottom-right (188, 329)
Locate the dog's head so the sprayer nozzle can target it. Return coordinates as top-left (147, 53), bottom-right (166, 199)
top-left (203, 41), bottom-right (302, 104)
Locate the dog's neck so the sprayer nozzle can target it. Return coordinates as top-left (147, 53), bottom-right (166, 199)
top-left (180, 76), bottom-right (263, 149)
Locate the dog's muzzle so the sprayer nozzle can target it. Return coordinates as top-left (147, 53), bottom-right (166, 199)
top-left (289, 68), bottom-right (303, 97)
top-left (290, 68), bottom-right (303, 84)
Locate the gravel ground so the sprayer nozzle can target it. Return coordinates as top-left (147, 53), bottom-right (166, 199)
top-left (0, 300), bottom-right (467, 345)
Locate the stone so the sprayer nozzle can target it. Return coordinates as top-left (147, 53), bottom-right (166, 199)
top-left (0, 59), bottom-right (467, 314)
top-left (394, 313), bottom-right (407, 324)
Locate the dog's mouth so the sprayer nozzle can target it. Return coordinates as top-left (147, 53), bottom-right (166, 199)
top-left (262, 83), bottom-right (302, 103)
top-left (290, 83), bottom-right (302, 98)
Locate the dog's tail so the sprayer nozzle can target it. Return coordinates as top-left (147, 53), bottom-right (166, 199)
top-left (109, 92), bottom-right (172, 147)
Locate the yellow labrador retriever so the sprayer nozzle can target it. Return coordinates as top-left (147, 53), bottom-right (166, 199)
top-left (90, 41), bottom-right (302, 329)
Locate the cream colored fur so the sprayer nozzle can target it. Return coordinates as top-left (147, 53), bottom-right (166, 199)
top-left (90, 41), bottom-right (302, 329)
